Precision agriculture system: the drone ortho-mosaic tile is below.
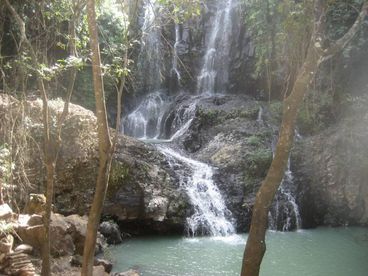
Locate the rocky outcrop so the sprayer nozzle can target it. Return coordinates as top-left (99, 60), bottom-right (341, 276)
top-left (164, 94), bottom-right (276, 231)
top-left (15, 212), bottom-right (105, 257)
top-left (0, 94), bottom-right (191, 234)
top-left (99, 221), bottom-right (123, 245)
top-left (294, 110), bottom-right (368, 227)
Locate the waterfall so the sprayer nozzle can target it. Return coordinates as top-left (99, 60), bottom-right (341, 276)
top-left (137, 0), bottom-right (163, 92)
top-left (171, 24), bottom-right (182, 86)
top-left (268, 139), bottom-right (302, 231)
top-left (124, 91), bottom-right (168, 139)
top-left (123, 92), bottom-right (236, 237)
top-left (257, 106), bottom-right (263, 124)
top-left (158, 146), bottom-right (235, 236)
top-left (197, 0), bottom-right (235, 94)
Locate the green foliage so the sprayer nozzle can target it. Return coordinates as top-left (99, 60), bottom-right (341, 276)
top-left (0, 221), bottom-right (14, 236)
top-left (108, 162), bottom-right (130, 197)
top-left (73, 68), bottom-right (95, 111)
top-left (326, 0), bottom-right (364, 40)
top-left (246, 135), bottom-right (262, 147)
top-left (297, 91), bottom-right (334, 135)
top-left (245, 0), bottom-right (313, 81)
top-left (157, 0), bottom-right (201, 22)
top-left (247, 148), bottom-right (272, 177)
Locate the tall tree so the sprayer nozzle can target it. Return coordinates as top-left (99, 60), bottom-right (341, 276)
top-left (82, 0), bottom-right (114, 274)
top-left (4, 1), bottom-right (84, 274)
top-left (241, 1), bottom-right (368, 275)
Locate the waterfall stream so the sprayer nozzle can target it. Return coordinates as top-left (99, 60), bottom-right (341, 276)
top-left (124, 0), bottom-right (301, 236)
top-left (197, 0), bottom-right (235, 94)
top-left (137, 0), bottom-right (162, 92)
top-left (171, 24), bottom-right (182, 86)
top-left (158, 146), bottom-right (235, 236)
top-left (268, 137), bottom-right (302, 231)
top-left (124, 92), bottom-right (235, 237)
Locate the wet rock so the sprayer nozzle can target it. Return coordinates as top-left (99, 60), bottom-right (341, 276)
top-left (70, 255), bottom-right (112, 273)
top-left (99, 221), bottom-right (122, 245)
top-left (169, 94), bottom-right (276, 231)
top-left (94, 258), bottom-right (113, 273)
top-left (112, 270), bottom-right (140, 276)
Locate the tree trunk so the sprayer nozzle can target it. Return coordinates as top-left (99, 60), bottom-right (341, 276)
top-left (82, 0), bottom-right (113, 275)
top-left (4, 2), bottom-right (81, 275)
top-left (241, 1), bottom-right (367, 275)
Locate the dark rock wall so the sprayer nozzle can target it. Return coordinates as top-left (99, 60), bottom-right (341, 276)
top-left (125, 0), bottom-right (255, 108)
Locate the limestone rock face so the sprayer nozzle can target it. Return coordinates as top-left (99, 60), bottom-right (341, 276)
top-left (164, 94), bottom-right (276, 231)
top-left (0, 94), bottom-right (191, 234)
top-left (14, 213), bottom-right (104, 257)
top-left (294, 111), bottom-right (368, 227)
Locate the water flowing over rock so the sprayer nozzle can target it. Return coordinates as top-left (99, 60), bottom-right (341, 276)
top-left (124, 90), bottom-right (236, 236)
top-left (158, 146), bottom-right (235, 236)
top-left (136, 0), bottom-right (163, 93)
top-left (171, 23), bottom-right (182, 90)
top-left (197, 0), bottom-right (236, 94)
top-left (268, 156), bottom-right (302, 231)
top-left (124, 91), bottom-right (168, 139)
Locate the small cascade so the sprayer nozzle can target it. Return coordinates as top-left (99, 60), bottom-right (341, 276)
top-left (171, 24), bottom-right (182, 86)
top-left (257, 106), bottom-right (263, 124)
top-left (158, 146), bottom-right (235, 236)
top-left (197, 0), bottom-right (235, 94)
top-left (268, 150), bottom-right (302, 231)
top-left (123, 91), bottom-right (236, 237)
top-left (168, 97), bottom-right (199, 140)
top-left (137, 0), bottom-right (163, 92)
top-left (124, 91), bottom-right (168, 139)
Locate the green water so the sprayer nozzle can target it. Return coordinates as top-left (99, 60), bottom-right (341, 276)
top-left (104, 227), bottom-right (368, 276)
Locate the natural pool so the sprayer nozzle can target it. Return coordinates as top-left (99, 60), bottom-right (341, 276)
top-left (103, 227), bottom-right (368, 276)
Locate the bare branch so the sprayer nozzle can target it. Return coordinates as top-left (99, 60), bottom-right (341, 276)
top-left (322, 1), bottom-right (368, 58)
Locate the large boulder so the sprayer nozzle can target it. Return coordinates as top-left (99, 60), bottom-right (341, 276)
top-left (0, 94), bottom-right (191, 234)
top-left (15, 213), bottom-right (105, 257)
top-left (293, 110), bottom-right (368, 227)
top-left (99, 221), bottom-right (122, 245)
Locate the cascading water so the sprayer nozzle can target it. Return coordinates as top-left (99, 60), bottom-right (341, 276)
top-left (171, 24), bottom-right (182, 86)
top-left (123, 0), bottom-right (240, 237)
top-left (268, 135), bottom-right (302, 231)
top-left (124, 91), bottom-right (168, 139)
top-left (197, 0), bottom-right (235, 94)
top-left (158, 146), bottom-right (235, 236)
top-left (123, 91), bottom-right (235, 237)
top-left (137, 0), bottom-right (163, 92)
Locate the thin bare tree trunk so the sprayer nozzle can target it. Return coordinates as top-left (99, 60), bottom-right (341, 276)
top-left (82, 0), bottom-right (113, 275)
top-left (4, 2), bottom-right (82, 274)
top-left (241, 1), bottom-right (367, 275)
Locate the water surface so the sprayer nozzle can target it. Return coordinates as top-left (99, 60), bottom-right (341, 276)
top-left (104, 227), bottom-right (368, 276)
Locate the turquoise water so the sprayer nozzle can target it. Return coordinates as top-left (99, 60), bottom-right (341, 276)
top-left (104, 227), bottom-right (368, 276)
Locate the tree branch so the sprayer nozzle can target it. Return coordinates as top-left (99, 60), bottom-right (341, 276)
top-left (322, 1), bottom-right (368, 59)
